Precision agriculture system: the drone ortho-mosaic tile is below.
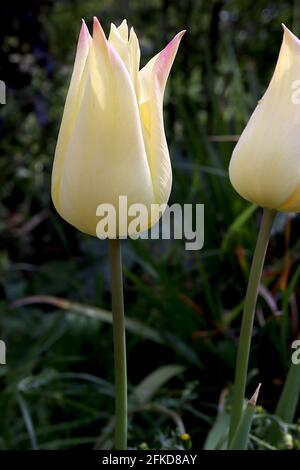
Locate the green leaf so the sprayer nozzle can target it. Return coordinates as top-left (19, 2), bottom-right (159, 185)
top-left (13, 296), bottom-right (199, 366)
top-left (267, 361), bottom-right (300, 445)
top-left (12, 296), bottom-right (163, 344)
top-left (129, 365), bottom-right (185, 408)
top-left (94, 365), bottom-right (185, 450)
top-left (16, 393), bottom-right (38, 450)
top-left (229, 385), bottom-right (260, 450)
top-left (42, 436), bottom-right (97, 450)
top-left (221, 204), bottom-right (257, 253)
top-left (203, 409), bottom-right (230, 450)
top-left (275, 361), bottom-right (300, 423)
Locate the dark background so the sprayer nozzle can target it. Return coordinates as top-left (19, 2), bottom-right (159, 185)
top-left (0, 0), bottom-right (299, 450)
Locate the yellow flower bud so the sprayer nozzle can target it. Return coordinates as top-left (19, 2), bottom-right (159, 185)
top-left (179, 432), bottom-right (190, 442)
top-left (229, 25), bottom-right (300, 212)
top-left (51, 18), bottom-right (184, 237)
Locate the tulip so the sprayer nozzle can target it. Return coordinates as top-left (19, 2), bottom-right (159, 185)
top-left (226, 26), bottom-right (300, 444)
top-left (51, 18), bottom-right (184, 237)
top-left (229, 25), bottom-right (300, 212)
top-left (51, 18), bottom-right (184, 451)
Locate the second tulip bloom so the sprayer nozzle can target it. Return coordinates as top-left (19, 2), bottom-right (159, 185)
top-left (229, 25), bottom-right (300, 213)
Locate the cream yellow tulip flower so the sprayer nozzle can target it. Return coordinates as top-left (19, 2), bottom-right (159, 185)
top-left (229, 25), bottom-right (300, 212)
top-left (51, 18), bottom-right (184, 236)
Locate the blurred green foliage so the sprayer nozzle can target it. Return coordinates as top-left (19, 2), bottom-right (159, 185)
top-left (1, 0), bottom-right (300, 450)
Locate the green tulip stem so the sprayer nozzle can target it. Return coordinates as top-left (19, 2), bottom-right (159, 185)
top-left (229, 208), bottom-right (276, 445)
top-left (108, 239), bottom-right (127, 450)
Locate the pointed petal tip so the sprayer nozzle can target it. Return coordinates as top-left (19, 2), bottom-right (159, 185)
top-left (93, 16), bottom-right (103, 33)
top-left (171, 30), bottom-right (186, 44)
top-left (129, 26), bottom-right (139, 42)
top-left (119, 18), bottom-right (128, 31)
top-left (282, 23), bottom-right (293, 36)
top-left (157, 30), bottom-right (185, 65)
top-left (150, 29), bottom-right (185, 93)
top-left (92, 16), bottom-right (107, 42)
top-left (93, 16), bottom-right (100, 30)
top-left (166, 30), bottom-right (186, 48)
top-left (282, 23), bottom-right (291, 33)
top-left (175, 30), bottom-right (186, 46)
top-left (117, 18), bottom-right (129, 40)
top-left (78, 19), bottom-right (91, 46)
top-left (168, 29), bottom-right (186, 50)
top-left (178, 29), bottom-right (187, 38)
top-left (282, 23), bottom-right (300, 48)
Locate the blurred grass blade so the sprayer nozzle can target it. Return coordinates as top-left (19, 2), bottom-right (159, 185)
top-left (14, 414), bottom-right (105, 446)
top-left (249, 433), bottom-right (277, 450)
top-left (16, 393), bottom-right (38, 450)
top-left (129, 364), bottom-right (185, 407)
top-left (281, 263), bottom-right (300, 358)
top-left (223, 31), bottom-right (250, 125)
top-left (293, 0), bottom-right (300, 35)
top-left (12, 296), bottom-right (162, 344)
top-left (94, 365), bottom-right (185, 449)
top-left (203, 409), bottom-right (230, 450)
top-left (221, 204), bottom-right (257, 253)
top-left (275, 361), bottom-right (300, 422)
top-left (162, 332), bottom-right (200, 368)
top-left (42, 436), bottom-right (97, 450)
top-left (12, 296), bottom-right (200, 366)
top-left (18, 370), bottom-right (114, 397)
top-left (229, 384), bottom-right (261, 450)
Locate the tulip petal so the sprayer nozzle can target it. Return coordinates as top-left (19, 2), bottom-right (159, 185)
top-left (128, 27), bottom-right (141, 100)
top-left (117, 19), bottom-right (129, 41)
top-left (71, 20), bottom-right (92, 93)
top-left (229, 25), bottom-right (300, 211)
top-left (108, 21), bottom-right (141, 99)
top-left (53, 17), bottom-right (153, 236)
top-left (139, 31), bottom-right (185, 205)
top-left (52, 20), bottom-right (92, 208)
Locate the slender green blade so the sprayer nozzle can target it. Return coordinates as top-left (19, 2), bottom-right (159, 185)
top-left (229, 384), bottom-right (261, 450)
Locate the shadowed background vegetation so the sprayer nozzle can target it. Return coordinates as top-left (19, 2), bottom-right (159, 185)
top-left (1, 0), bottom-right (300, 450)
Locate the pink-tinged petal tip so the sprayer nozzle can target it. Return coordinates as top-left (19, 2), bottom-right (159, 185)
top-left (75, 19), bottom-right (91, 61)
top-left (78, 19), bottom-right (91, 46)
top-left (93, 16), bottom-right (107, 41)
top-left (92, 16), bottom-right (110, 59)
top-left (154, 30), bottom-right (185, 92)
